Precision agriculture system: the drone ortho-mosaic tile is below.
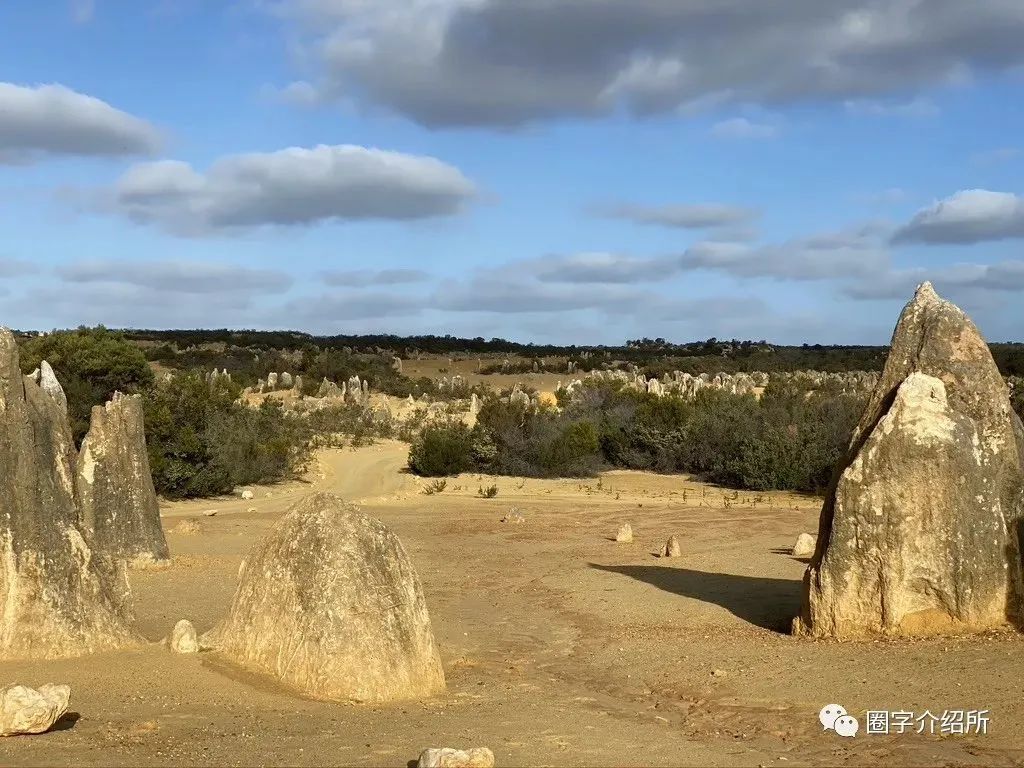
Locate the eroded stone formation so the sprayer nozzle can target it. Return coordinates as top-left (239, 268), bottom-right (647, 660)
top-left (77, 392), bottom-right (169, 566)
top-left (0, 329), bottom-right (139, 659)
top-left (795, 283), bottom-right (1024, 638)
top-left (205, 492), bottom-right (446, 703)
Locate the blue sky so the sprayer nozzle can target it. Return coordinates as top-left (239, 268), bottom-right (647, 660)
top-left (2, 1), bottom-right (1024, 345)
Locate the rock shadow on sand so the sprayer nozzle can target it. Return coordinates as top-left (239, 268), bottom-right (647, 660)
top-left (589, 563), bottom-right (800, 633)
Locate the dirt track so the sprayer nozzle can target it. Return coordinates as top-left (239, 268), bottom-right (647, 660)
top-left (3, 440), bottom-right (1023, 767)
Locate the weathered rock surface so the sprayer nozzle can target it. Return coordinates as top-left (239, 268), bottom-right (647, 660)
top-left (615, 523), bottom-right (633, 543)
top-left (77, 392), bottom-right (169, 565)
top-left (662, 535), bottom-right (682, 558)
top-left (417, 747), bottom-right (495, 768)
top-left (797, 283), bottom-right (1024, 638)
top-left (0, 684), bottom-right (71, 737)
top-left (168, 619), bottom-right (198, 654)
top-left (36, 361), bottom-right (68, 416)
top-left (205, 493), bottom-right (445, 703)
top-left (0, 329), bottom-right (139, 659)
top-left (791, 533), bottom-right (816, 558)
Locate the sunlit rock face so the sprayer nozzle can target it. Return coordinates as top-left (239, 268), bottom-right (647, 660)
top-left (0, 329), bottom-right (139, 659)
top-left (77, 391), bottom-right (169, 566)
top-left (796, 283), bottom-right (1024, 639)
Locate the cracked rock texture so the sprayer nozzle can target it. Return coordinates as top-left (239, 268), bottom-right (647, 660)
top-left (206, 492), bottom-right (445, 703)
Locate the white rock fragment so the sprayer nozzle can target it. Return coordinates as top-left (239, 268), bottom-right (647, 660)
top-left (240, 489), bottom-right (254, 500)
top-left (615, 523), bottom-right (633, 543)
top-left (168, 619), bottom-right (199, 654)
top-left (417, 747), bottom-right (495, 768)
top-left (792, 533), bottom-right (816, 558)
top-left (0, 684), bottom-right (71, 737)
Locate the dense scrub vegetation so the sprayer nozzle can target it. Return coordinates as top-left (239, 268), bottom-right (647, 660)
top-left (142, 373), bottom-right (311, 499)
top-left (410, 380), bottom-right (866, 494)
top-left (20, 327), bottom-right (155, 443)
top-left (18, 328), bottom-right (310, 499)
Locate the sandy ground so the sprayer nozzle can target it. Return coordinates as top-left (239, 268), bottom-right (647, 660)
top-left (3, 441), bottom-right (1024, 767)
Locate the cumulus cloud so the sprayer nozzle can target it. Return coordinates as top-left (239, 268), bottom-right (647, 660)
top-left (532, 252), bottom-right (676, 284)
top-left (85, 144), bottom-right (477, 236)
top-left (322, 268), bottom-right (431, 286)
top-left (679, 225), bottom-right (890, 281)
top-left (710, 118), bottom-right (778, 140)
top-left (435, 274), bottom-right (648, 314)
top-left (269, 0), bottom-right (1024, 127)
top-left (593, 202), bottom-right (759, 230)
top-left (0, 83), bottom-right (161, 163)
top-left (58, 259), bottom-right (293, 294)
top-left (892, 189), bottom-right (1024, 244)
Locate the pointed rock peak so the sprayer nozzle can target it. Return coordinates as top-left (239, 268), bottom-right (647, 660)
top-left (914, 281), bottom-right (940, 304)
top-left (38, 361), bottom-right (68, 416)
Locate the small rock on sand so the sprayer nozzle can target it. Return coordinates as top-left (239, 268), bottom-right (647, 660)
top-left (240, 489), bottom-right (254, 500)
top-left (168, 620), bottom-right (199, 654)
top-left (792, 533), bottom-right (816, 558)
top-left (0, 684), bottom-right (71, 737)
top-left (501, 508), bottom-right (525, 524)
top-left (417, 747), bottom-right (495, 768)
top-left (662, 535), bottom-right (682, 557)
top-left (615, 523), bottom-right (633, 543)
top-left (203, 509), bottom-right (218, 517)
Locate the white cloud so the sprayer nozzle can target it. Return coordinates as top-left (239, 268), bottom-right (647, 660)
top-left (0, 83), bottom-right (161, 163)
top-left (892, 189), bottom-right (1024, 244)
top-left (85, 144), bottom-right (477, 236)
top-left (58, 259), bottom-right (293, 294)
top-left (532, 252), bottom-right (676, 284)
top-left (710, 117), bottom-right (778, 140)
top-left (322, 268), bottom-right (430, 286)
top-left (593, 202), bottom-right (759, 229)
top-left (679, 225), bottom-right (890, 281)
top-left (844, 97), bottom-right (939, 118)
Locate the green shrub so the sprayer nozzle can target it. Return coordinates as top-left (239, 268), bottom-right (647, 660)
top-left (408, 422), bottom-right (476, 476)
top-left (19, 327), bottom-right (154, 443)
top-left (143, 373), bottom-right (311, 499)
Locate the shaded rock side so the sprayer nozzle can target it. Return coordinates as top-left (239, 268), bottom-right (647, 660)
top-left (206, 492), bottom-right (446, 703)
top-left (0, 330), bottom-right (138, 659)
top-left (76, 392), bottom-right (169, 564)
top-left (797, 289), bottom-right (1024, 637)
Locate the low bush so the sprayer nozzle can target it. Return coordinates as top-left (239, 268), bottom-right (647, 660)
top-left (143, 373), bottom-right (311, 499)
top-left (407, 421), bottom-right (476, 476)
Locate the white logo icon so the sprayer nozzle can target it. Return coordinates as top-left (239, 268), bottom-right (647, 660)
top-left (819, 704), bottom-right (858, 738)
top-left (819, 704), bottom-right (847, 730)
top-left (834, 715), bottom-right (860, 738)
